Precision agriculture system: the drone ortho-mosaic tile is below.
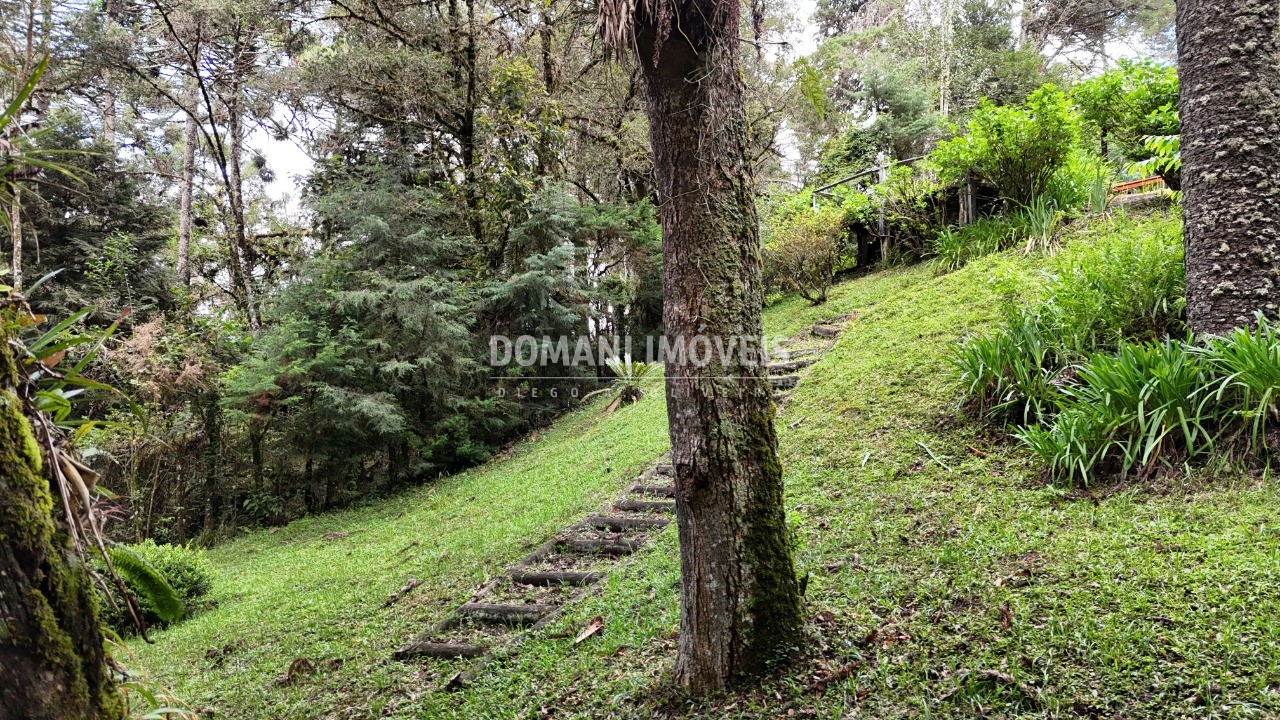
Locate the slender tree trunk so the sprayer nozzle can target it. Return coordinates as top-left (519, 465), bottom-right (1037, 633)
top-left (177, 104), bottom-right (198, 287)
top-left (101, 0), bottom-right (122, 145)
top-left (0, 314), bottom-right (125, 720)
top-left (628, 0), bottom-right (804, 692)
top-left (938, 0), bottom-right (956, 118)
top-left (7, 188), bottom-right (20, 292)
top-left (225, 80), bottom-right (259, 329)
top-left (201, 390), bottom-right (222, 536)
top-left (1176, 0), bottom-right (1280, 335)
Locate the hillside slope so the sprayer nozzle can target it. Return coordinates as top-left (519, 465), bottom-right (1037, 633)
top-left (133, 210), bottom-right (1280, 719)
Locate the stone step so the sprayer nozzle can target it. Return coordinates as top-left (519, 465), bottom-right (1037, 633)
top-left (394, 641), bottom-right (488, 660)
top-left (615, 498), bottom-right (676, 514)
top-left (631, 484), bottom-right (675, 498)
top-left (771, 375), bottom-right (800, 391)
top-left (812, 324), bottom-right (840, 338)
top-left (456, 603), bottom-right (558, 625)
top-left (655, 463), bottom-right (673, 477)
top-left (556, 536), bottom-right (644, 555)
top-left (508, 570), bottom-right (603, 587)
top-left (768, 357), bottom-right (818, 374)
top-left (585, 514), bottom-right (670, 531)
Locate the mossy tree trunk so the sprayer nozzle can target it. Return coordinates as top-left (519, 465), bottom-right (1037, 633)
top-left (0, 319), bottom-right (124, 719)
top-left (631, 0), bottom-right (805, 693)
top-left (1176, 0), bottom-right (1280, 335)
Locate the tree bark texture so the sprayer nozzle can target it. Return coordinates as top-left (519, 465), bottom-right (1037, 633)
top-left (177, 102), bottom-right (198, 287)
top-left (1176, 0), bottom-right (1280, 335)
top-left (632, 0), bottom-right (805, 692)
top-left (7, 189), bottom-right (20, 292)
top-left (0, 314), bottom-right (124, 719)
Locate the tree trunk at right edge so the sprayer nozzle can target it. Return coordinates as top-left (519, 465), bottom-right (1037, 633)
top-left (630, 0), bottom-right (805, 693)
top-left (0, 310), bottom-right (125, 720)
top-left (1176, 0), bottom-right (1280, 335)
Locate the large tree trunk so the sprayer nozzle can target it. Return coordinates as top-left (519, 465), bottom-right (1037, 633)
top-left (629, 0), bottom-right (804, 693)
top-left (1176, 0), bottom-right (1280, 335)
top-left (0, 313), bottom-right (125, 720)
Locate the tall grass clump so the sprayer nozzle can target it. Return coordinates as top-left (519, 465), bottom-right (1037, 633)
top-left (930, 218), bottom-right (1017, 273)
top-left (954, 211), bottom-right (1185, 419)
top-left (1016, 338), bottom-right (1215, 484)
top-left (953, 307), bottom-right (1063, 426)
top-left (950, 211), bottom-right (1280, 486)
top-left (1017, 195), bottom-right (1063, 253)
top-left (1046, 150), bottom-right (1114, 216)
top-left (1204, 317), bottom-right (1280, 451)
top-left (1020, 320), bottom-right (1280, 486)
top-left (1042, 212), bottom-right (1185, 353)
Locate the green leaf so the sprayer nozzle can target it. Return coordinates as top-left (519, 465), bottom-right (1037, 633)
top-left (107, 546), bottom-right (185, 623)
top-left (0, 55), bottom-right (47, 135)
top-left (29, 306), bottom-right (93, 354)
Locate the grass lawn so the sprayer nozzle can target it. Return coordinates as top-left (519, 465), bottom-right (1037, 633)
top-left (131, 209), bottom-right (1280, 719)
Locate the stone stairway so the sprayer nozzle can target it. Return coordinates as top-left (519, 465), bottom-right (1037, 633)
top-left (393, 315), bottom-right (853, 686)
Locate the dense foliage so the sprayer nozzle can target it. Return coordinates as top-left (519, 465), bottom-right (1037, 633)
top-left (950, 210), bottom-right (1279, 485)
top-left (98, 540), bottom-right (214, 634)
top-left (1071, 59), bottom-right (1179, 162)
top-left (0, 0), bottom-right (1186, 542)
top-left (931, 84), bottom-right (1082, 206)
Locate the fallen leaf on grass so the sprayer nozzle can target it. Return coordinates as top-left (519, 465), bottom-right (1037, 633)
top-left (938, 669), bottom-right (1038, 703)
top-left (573, 616), bottom-right (605, 645)
top-left (806, 661), bottom-right (858, 694)
top-left (274, 657), bottom-right (315, 686)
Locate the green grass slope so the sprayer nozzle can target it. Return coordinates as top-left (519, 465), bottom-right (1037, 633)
top-left (125, 389), bottom-right (671, 717)
top-left (133, 212), bottom-right (1280, 719)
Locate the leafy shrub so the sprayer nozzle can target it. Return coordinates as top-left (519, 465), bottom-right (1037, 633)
top-left (930, 84), bottom-right (1081, 206)
top-left (763, 203), bottom-right (846, 305)
top-left (877, 165), bottom-right (946, 260)
top-left (98, 540), bottom-right (214, 634)
top-left (1070, 59), bottom-right (1178, 162)
top-left (1131, 131), bottom-right (1181, 192)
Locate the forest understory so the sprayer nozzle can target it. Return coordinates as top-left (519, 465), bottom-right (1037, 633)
top-left (119, 209), bottom-right (1280, 719)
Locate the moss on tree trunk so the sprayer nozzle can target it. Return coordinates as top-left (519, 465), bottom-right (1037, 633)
top-left (631, 0), bottom-right (805, 693)
top-left (0, 315), bottom-right (124, 720)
